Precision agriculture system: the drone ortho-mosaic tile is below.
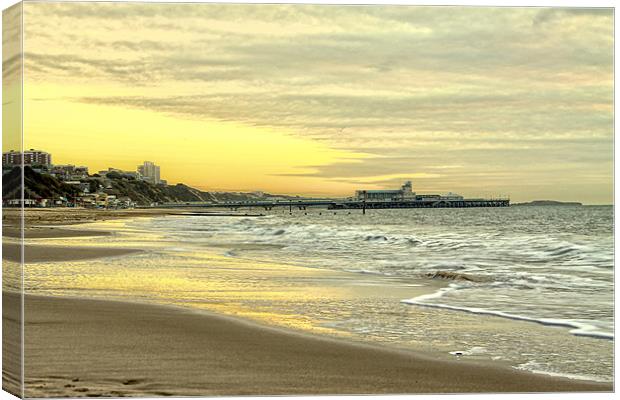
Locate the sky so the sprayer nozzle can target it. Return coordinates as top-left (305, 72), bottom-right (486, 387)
top-left (5, 3), bottom-right (614, 202)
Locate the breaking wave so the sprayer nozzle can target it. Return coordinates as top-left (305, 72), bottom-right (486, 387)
top-left (144, 206), bottom-right (614, 341)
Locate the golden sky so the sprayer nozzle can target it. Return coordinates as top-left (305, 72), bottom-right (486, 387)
top-left (5, 3), bottom-right (614, 202)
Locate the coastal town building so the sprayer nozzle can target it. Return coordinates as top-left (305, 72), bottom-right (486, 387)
top-left (98, 168), bottom-right (143, 180)
top-left (6, 198), bottom-right (38, 207)
top-left (2, 149), bottom-right (52, 167)
top-left (2, 150), bottom-right (155, 209)
top-left (138, 161), bottom-right (161, 184)
top-left (51, 164), bottom-right (89, 180)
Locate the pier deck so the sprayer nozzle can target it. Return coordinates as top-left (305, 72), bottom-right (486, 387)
top-left (330, 199), bottom-right (509, 209)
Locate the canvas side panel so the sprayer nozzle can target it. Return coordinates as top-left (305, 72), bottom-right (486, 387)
top-left (2, 2), bottom-right (24, 398)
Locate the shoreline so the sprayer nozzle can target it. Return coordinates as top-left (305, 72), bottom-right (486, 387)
top-left (3, 207), bottom-right (198, 228)
top-left (6, 291), bottom-right (611, 397)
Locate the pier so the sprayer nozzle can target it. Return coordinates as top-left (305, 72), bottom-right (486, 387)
top-left (150, 197), bottom-right (510, 211)
top-left (140, 181), bottom-right (510, 212)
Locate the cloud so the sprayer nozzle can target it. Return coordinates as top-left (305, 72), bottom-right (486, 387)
top-left (75, 87), bottom-right (611, 141)
top-left (19, 3), bottom-right (614, 200)
top-left (2, 4), bottom-right (22, 85)
top-left (532, 7), bottom-right (612, 26)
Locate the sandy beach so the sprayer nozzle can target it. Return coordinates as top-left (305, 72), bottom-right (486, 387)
top-left (2, 209), bottom-right (613, 396)
top-left (3, 291), bottom-right (608, 398)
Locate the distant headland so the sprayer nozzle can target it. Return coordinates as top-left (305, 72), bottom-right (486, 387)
top-left (512, 200), bottom-right (583, 207)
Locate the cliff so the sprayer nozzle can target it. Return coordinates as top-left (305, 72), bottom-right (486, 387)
top-left (2, 166), bottom-right (275, 206)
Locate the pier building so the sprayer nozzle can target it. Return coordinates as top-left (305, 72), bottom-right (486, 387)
top-left (356, 181), bottom-right (416, 201)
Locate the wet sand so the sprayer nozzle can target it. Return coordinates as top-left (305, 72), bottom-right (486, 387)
top-left (5, 292), bottom-right (608, 398)
top-left (2, 243), bottom-right (141, 263)
top-left (3, 214), bottom-right (141, 263)
top-left (3, 226), bottom-right (111, 239)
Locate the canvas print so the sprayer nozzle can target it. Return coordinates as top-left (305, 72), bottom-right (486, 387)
top-left (1, 1), bottom-right (614, 398)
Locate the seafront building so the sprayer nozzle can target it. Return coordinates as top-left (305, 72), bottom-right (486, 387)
top-left (138, 161), bottom-right (161, 184)
top-left (2, 149), bottom-right (52, 167)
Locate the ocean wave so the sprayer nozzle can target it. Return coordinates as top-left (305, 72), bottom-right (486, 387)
top-left (365, 235), bottom-right (388, 241)
top-left (425, 270), bottom-right (480, 282)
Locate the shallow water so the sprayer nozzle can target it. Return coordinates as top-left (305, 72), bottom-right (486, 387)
top-left (23, 205), bottom-right (614, 382)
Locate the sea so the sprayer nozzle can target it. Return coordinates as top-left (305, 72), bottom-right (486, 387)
top-left (23, 205), bottom-right (614, 382)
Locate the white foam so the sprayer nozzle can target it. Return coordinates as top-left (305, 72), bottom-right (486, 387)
top-left (513, 360), bottom-right (612, 383)
top-left (343, 268), bottom-right (386, 276)
top-left (401, 292), bottom-right (614, 340)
